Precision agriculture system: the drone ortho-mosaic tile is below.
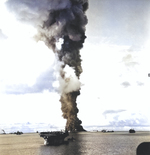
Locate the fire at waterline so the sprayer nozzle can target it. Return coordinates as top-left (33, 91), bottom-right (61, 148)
top-left (35, 0), bottom-right (89, 132)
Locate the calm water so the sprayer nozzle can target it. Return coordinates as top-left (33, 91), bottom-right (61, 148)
top-left (1, 131), bottom-right (150, 155)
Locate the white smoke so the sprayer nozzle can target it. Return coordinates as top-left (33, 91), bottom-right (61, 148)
top-left (53, 63), bottom-right (81, 94)
top-left (56, 38), bottom-right (64, 50)
top-left (61, 65), bottom-right (81, 94)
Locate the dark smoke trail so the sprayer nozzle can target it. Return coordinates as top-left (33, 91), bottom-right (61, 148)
top-left (5, 0), bottom-right (88, 132)
top-left (36, 0), bottom-right (88, 131)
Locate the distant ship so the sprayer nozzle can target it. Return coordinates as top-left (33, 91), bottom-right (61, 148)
top-left (15, 131), bottom-right (23, 135)
top-left (9, 131), bottom-right (23, 135)
top-left (39, 130), bottom-right (69, 145)
top-left (101, 130), bottom-right (114, 133)
top-left (129, 129), bottom-right (135, 133)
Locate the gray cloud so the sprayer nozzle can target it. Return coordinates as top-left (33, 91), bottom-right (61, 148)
top-left (121, 81), bottom-right (131, 88)
top-left (103, 111), bottom-right (149, 128)
top-left (122, 54), bottom-right (139, 67)
top-left (103, 109), bottom-right (126, 119)
top-left (109, 115), bottom-right (148, 127)
top-left (103, 109), bottom-right (126, 116)
top-left (102, 110), bottom-right (148, 128)
top-left (136, 81), bottom-right (144, 86)
top-left (4, 69), bottom-right (55, 94)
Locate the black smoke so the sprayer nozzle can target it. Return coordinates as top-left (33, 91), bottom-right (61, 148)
top-left (38, 0), bottom-right (88, 131)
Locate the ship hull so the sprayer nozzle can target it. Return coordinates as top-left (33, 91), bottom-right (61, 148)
top-left (40, 131), bottom-right (69, 146)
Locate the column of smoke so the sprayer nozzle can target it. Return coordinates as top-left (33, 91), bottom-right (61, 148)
top-left (38, 0), bottom-right (88, 132)
top-left (6, 0), bottom-right (88, 132)
top-left (37, 0), bottom-right (88, 131)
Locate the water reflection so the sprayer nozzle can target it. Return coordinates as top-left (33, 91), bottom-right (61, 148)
top-left (39, 132), bottom-right (150, 155)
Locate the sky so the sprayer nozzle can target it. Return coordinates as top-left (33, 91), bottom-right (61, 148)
top-left (0, 0), bottom-right (150, 133)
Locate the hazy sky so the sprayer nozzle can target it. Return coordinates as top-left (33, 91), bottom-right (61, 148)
top-left (0, 0), bottom-right (150, 132)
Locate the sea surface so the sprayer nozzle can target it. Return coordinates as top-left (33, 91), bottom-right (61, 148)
top-left (0, 131), bottom-right (150, 155)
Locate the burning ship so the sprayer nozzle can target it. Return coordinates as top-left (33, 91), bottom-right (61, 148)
top-left (39, 130), bottom-right (69, 145)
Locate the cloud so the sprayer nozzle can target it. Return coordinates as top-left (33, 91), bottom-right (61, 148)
top-left (121, 81), bottom-right (144, 87)
top-left (103, 109), bottom-right (126, 115)
top-left (103, 110), bottom-right (150, 128)
top-left (121, 81), bottom-right (131, 88)
top-left (103, 109), bottom-right (126, 119)
top-left (109, 114), bottom-right (148, 127)
top-left (4, 69), bottom-right (55, 94)
top-left (101, 109), bottom-right (150, 128)
top-left (122, 54), bottom-right (139, 67)
top-left (0, 29), bottom-right (7, 40)
top-left (136, 81), bottom-right (144, 86)
top-left (0, 122), bottom-right (59, 133)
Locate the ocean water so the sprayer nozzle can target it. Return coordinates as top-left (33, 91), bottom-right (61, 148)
top-left (0, 131), bottom-right (150, 155)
